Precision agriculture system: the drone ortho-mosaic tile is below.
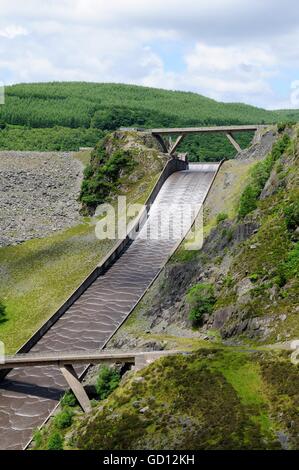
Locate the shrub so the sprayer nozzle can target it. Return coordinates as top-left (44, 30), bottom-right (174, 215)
top-left (216, 212), bottom-right (228, 224)
top-left (0, 299), bottom-right (6, 323)
top-left (281, 242), bottom-right (299, 280)
top-left (250, 154), bottom-right (273, 187)
top-left (238, 185), bottom-right (259, 219)
top-left (284, 200), bottom-right (299, 231)
top-left (273, 270), bottom-right (287, 288)
top-left (277, 122), bottom-right (286, 133)
top-left (83, 164), bottom-right (94, 179)
top-left (47, 432), bottom-right (64, 450)
top-left (54, 408), bottom-right (74, 429)
top-left (271, 134), bottom-right (290, 160)
top-left (96, 366), bottom-right (121, 400)
top-left (276, 162), bottom-right (283, 174)
top-left (223, 274), bottom-right (234, 288)
top-left (249, 273), bottom-right (259, 283)
top-left (274, 242), bottom-right (299, 287)
top-left (238, 135), bottom-right (291, 220)
top-left (221, 227), bottom-right (233, 242)
top-left (33, 429), bottom-right (43, 449)
top-left (285, 243), bottom-right (299, 277)
top-left (186, 283), bottom-right (216, 326)
top-left (226, 228), bottom-right (234, 242)
top-left (61, 391), bottom-right (77, 408)
top-left (80, 142), bottom-right (136, 211)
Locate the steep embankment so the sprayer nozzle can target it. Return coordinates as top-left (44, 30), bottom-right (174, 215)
top-left (35, 349), bottom-right (299, 451)
top-left (73, 349), bottom-right (299, 450)
top-left (108, 126), bottom-right (298, 347)
top-left (0, 132), bottom-right (166, 352)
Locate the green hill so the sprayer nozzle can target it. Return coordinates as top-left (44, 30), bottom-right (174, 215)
top-left (0, 82), bottom-right (298, 160)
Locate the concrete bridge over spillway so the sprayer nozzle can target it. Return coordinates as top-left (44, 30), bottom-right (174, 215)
top-left (148, 124), bottom-right (261, 155)
top-left (0, 159), bottom-right (223, 450)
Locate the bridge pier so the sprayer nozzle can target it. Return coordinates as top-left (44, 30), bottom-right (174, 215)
top-left (169, 134), bottom-right (185, 155)
top-left (153, 134), bottom-right (168, 153)
top-left (60, 364), bottom-right (92, 413)
top-left (225, 132), bottom-right (242, 153)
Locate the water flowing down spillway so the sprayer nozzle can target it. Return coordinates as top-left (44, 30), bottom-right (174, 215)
top-left (0, 163), bottom-right (219, 450)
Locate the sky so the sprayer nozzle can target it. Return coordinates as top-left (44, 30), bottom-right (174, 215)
top-left (1, 0), bottom-right (299, 109)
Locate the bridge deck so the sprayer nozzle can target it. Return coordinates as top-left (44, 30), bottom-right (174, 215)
top-left (149, 125), bottom-right (261, 135)
top-left (0, 349), bottom-right (182, 369)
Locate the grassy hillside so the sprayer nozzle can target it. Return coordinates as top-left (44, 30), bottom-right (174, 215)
top-left (1, 82), bottom-right (298, 159)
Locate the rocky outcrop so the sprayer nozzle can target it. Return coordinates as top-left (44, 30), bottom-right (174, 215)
top-left (237, 128), bottom-right (277, 161)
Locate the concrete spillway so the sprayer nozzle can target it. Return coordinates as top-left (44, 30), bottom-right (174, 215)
top-left (0, 163), bottom-right (219, 450)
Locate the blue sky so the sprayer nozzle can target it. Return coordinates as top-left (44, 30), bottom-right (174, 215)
top-left (1, 0), bottom-right (299, 109)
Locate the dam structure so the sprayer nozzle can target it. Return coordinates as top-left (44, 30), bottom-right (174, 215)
top-left (0, 161), bottom-right (220, 450)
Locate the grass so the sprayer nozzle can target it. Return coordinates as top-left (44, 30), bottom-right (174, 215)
top-left (203, 159), bottom-right (257, 232)
top-left (210, 351), bottom-right (273, 437)
top-left (0, 221), bottom-right (115, 353)
top-left (73, 149), bottom-right (92, 167)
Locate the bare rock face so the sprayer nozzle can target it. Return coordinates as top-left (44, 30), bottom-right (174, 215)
top-left (0, 151), bottom-right (83, 247)
top-left (220, 314), bottom-right (274, 340)
top-left (211, 306), bottom-right (234, 329)
top-left (237, 129), bottom-right (277, 161)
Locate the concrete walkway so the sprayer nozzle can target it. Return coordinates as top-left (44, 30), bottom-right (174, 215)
top-left (0, 163), bottom-right (218, 450)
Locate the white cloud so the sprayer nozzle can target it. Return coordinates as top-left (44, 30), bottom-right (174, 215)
top-left (180, 42), bottom-right (277, 106)
top-left (186, 43), bottom-right (277, 74)
top-left (0, 0), bottom-right (298, 109)
top-left (0, 25), bottom-right (28, 39)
